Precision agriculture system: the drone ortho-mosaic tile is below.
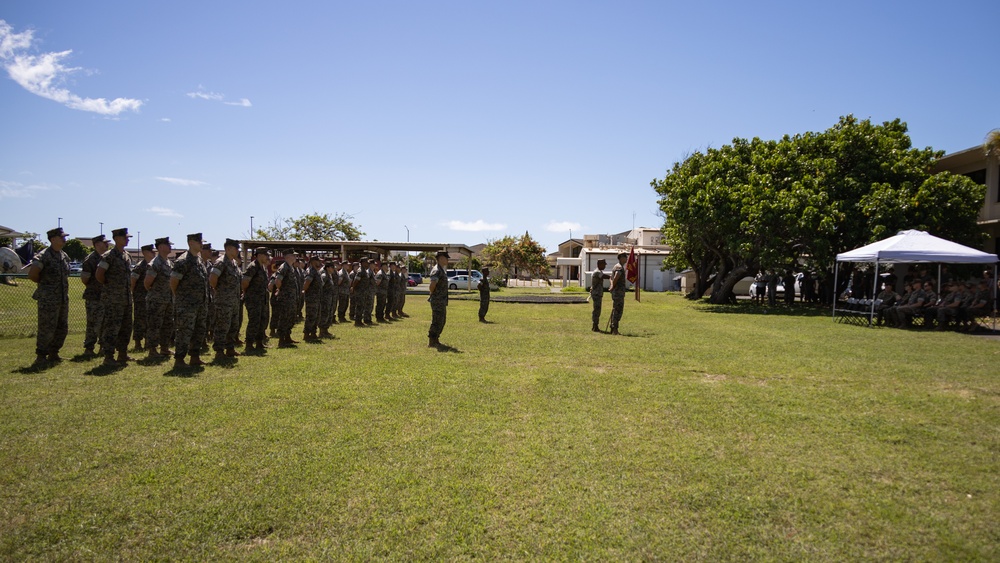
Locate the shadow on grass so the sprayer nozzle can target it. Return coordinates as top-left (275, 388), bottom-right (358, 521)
top-left (694, 302), bottom-right (832, 318)
top-left (12, 362), bottom-right (54, 374)
top-left (164, 364), bottom-right (204, 378)
top-left (136, 355), bottom-right (172, 367)
top-left (70, 352), bottom-right (98, 363)
top-left (84, 363), bottom-right (126, 376)
top-left (211, 356), bottom-right (239, 369)
top-left (434, 343), bottom-right (463, 353)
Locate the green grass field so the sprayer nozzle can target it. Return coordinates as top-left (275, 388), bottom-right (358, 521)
top-left (2, 292), bottom-right (998, 560)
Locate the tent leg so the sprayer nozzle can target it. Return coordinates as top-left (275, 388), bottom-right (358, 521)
top-left (869, 261), bottom-right (879, 327)
top-left (832, 262), bottom-right (839, 320)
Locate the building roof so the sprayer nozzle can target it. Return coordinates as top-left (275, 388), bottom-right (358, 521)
top-left (236, 239), bottom-right (474, 257)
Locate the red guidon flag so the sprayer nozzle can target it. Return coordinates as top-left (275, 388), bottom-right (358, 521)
top-left (625, 246), bottom-right (640, 302)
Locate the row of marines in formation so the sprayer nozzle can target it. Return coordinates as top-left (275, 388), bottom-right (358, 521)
top-left (28, 227), bottom-right (415, 370)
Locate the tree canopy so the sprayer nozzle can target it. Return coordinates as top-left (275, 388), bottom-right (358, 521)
top-left (483, 232), bottom-right (549, 280)
top-left (652, 116), bottom-right (987, 302)
top-left (254, 212), bottom-right (364, 241)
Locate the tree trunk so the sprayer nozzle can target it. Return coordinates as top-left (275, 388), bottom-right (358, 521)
top-left (710, 265), bottom-right (749, 304)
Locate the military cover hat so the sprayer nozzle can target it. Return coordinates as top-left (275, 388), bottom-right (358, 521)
top-left (283, 248), bottom-right (296, 255)
top-left (141, 244), bottom-right (154, 252)
top-left (435, 250), bottom-right (449, 258)
top-left (254, 247), bottom-right (270, 256)
top-left (112, 227), bottom-right (131, 238)
top-left (202, 242), bottom-right (213, 250)
top-left (224, 238), bottom-right (240, 249)
top-left (187, 232), bottom-right (203, 242)
top-left (46, 227), bottom-right (68, 240)
top-left (359, 257), bottom-right (369, 263)
top-left (309, 255), bottom-right (321, 262)
top-left (155, 237), bottom-right (173, 246)
top-left (92, 234), bottom-right (107, 244)
top-left (618, 252), bottom-right (629, 259)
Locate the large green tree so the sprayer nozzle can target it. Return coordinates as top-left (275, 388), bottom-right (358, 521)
top-left (254, 212), bottom-right (364, 241)
top-left (483, 232), bottom-right (548, 281)
top-left (653, 116), bottom-right (986, 303)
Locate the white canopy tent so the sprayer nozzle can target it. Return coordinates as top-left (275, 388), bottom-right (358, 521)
top-left (833, 230), bottom-right (998, 326)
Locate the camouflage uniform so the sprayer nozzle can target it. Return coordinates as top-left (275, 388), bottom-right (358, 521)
top-left (243, 259), bottom-right (270, 347)
top-left (337, 265), bottom-right (351, 322)
top-left (348, 266), bottom-right (359, 322)
top-left (274, 260), bottom-right (298, 341)
top-left (131, 256), bottom-right (150, 346)
top-left (320, 266), bottom-right (335, 332)
top-left (145, 254), bottom-right (175, 352)
top-left (81, 250), bottom-right (104, 351)
top-left (478, 275), bottom-right (490, 321)
top-left (591, 268), bottom-right (606, 331)
top-left (211, 255), bottom-right (243, 352)
top-left (364, 265), bottom-right (376, 323)
top-left (98, 245), bottom-right (133, 359)
top-left (32, 246), bottom-right (70, 358)
top-left (609, 262), bottom-right (627, 333)
top-left (428, 263), bottom-right (449, 340)
top-left (374, 266), bottom-right (388, 321)
top-left (295, 263), bottom-right (305, 320)
top-left (397, 269), bottom-right (408, 316)
top-left (171, 251), bottom-right (209, 360)
top-left (385, 268), bottom-right (396, 319)
top-left (302, 263), bottom-right (324, 337)
top-left (269, 270), bottom-right (280, 334)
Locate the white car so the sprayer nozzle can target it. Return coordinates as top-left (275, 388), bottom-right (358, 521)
top-left (448, 275), bottom-right (480, 290)
top-left (749, 282), bottom-right (783, 299)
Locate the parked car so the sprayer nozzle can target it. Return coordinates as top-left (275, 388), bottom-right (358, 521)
top-left (448, 275), bottom-right (480, 290)
top-left (69, 262), bottom-right (83, 274)
top-left (446, 269), bottom-right (482, 281)
top-left (407, 273), bottom-right (423, 286)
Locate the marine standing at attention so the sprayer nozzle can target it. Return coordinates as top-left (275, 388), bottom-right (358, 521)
top-left (130, 244), bottom-right (154, 351)
top-left (27, 227), bottom-right (71, 368)
top-left (241, 247), bottom-right (271, 353)
top-left (209, 238), bottom-right (243, 361)
top-left (80, 234), bottom-right (108, 356)
top-left (428, 250), bottom-right (450, 347)
top-left (170, 233), bottom-right (209, 368)
top-left (590, 259), bottom-right (607, 332)
top-left (274, 249), bottom-right (299, 347)
top-left (96, 228), bottom-right (134, 366)
top-left (608, 252), bottom-right (628, 336)
top-left (144, 237), bottom-right (175, 358)
top-left (478, 266), bottom-right (491, 323)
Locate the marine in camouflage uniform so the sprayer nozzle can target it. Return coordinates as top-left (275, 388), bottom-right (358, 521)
top-left (348, 262), bottom-right (360, 322)
top-left (274, 249), bottom-right (299, 347)
top-left (81, 234), bottom-right (108, 355)
top-left (144, 237), bottom-right (175, 357)
top-left (609, 252), bottom-right (628, 336)
top-left (28, 227), bottom-right (71, 367)
top-left (171, 233), bottom-right (210, 367)
top-left (242, 247), bottom-right (271, 352)
top-left (337, 261), bottom-right (351, 322)
top-left (590, 259), bottom-right (607, 332)
top-left (319, 260), bottom-right (337, 337)
top-left (374, 261), bottom-right (389, 322)
top-left (398, 265), bottom-right (410, 317)
top-left (295, 258), bottom-right (306, 321)
top-left (428, 251), bottom-right (450, 346)
top-left (210, 238), bottom-right (244, 360)
top-left (351, 258), bottom-right (370, 327)
top-left (302, 256), bottom-right (325, 340)
top-left (130, 244), bottom-right (154, 350)
top-left (478, 266), bottom-right (491, 322)
top-left (97, 228), bottom-right (134, 366)
top-left (200, 243), bottom-right (216, 344)
top-left (364, 260), bottom-right (377, 324)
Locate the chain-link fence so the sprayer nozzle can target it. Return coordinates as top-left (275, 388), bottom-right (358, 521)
top-left (0, 274), bottom-right (88, 339)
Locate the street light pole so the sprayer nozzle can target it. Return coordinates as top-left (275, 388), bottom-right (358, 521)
top-left (250, 216), bottom-right (254, 239)
top-left (99, 222), bottom-right (103, 236)
top-left (404, 225), bottom-right (409, 242)
top-left (58, 217), bottom-right (62, 228)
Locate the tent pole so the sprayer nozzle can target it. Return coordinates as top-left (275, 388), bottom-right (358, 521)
top-left (832, 261), bottom-right (839, 320)
top-left (937, 264), bottom-right (942, 297)
top-left (869, 261), bottom-right (879, 326)
top-left (994, 264), bottom-right (997, 332)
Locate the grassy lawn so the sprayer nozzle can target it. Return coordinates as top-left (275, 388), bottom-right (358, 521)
top-left (2, 293), bottom-right (998, 560)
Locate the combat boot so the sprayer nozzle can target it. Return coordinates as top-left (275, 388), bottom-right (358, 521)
top-left (189, 354), bottom-right (205, 366)
top-left (31, 354), bottom-right (48, 369)
top-left (592, 323), bottom-right (600, 332)
top-left (173, 355), bottom-right (186, 369)
top-left (47, 352), bottom-right (63, 363)
top-left (133, 338), bottom-right (143, 351)
top-left (83, 346), bottom-right (96, 358)
top-left (102, 353), bottom-right (118, 367)
top-left (225, 347), bottom-right (240, 357)
top-left (159, 345), bottom-right (172, 356)
top-left (115, 351), bottom-right (132, 364)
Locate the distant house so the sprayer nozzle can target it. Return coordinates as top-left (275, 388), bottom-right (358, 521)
top-left (553, 227), bottom-right (680, 292)
top-left (935, 144), bottom-right (1000, 253)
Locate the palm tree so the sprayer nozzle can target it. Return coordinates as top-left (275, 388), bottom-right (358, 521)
top-left (984, 129), bottom-right (1000, 157)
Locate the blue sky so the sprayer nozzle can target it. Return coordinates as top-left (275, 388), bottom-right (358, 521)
top-left (3, 1), bottom-right (1000, 253)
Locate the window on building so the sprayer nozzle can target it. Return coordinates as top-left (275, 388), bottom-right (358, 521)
top-left (965, 168), bottom-right (986, 185)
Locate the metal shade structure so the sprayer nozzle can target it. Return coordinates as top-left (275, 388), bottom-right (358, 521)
top-left (833, 230), bottom-right (998, 326)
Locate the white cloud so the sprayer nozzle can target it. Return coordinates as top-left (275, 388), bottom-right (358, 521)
top-left (187, 86), bottom-right (251, 108)
top-left (0, 179), bottom-right (57, 199)
top-left (159, 117), bottom-right (171, 122)
top-left (146, 206), bottom-right (183, 218)
top-left (154, 176), bottom-right (208, 187)
top-left (0, 20), bottom-right (142, 116)
top-left (443, 219), bottom-right (507, 232)
top-left (545, 220), bottom-right (581, 233)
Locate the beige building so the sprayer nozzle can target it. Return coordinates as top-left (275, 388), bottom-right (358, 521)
top-left (935, 145), bottom-right (1000, 253)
